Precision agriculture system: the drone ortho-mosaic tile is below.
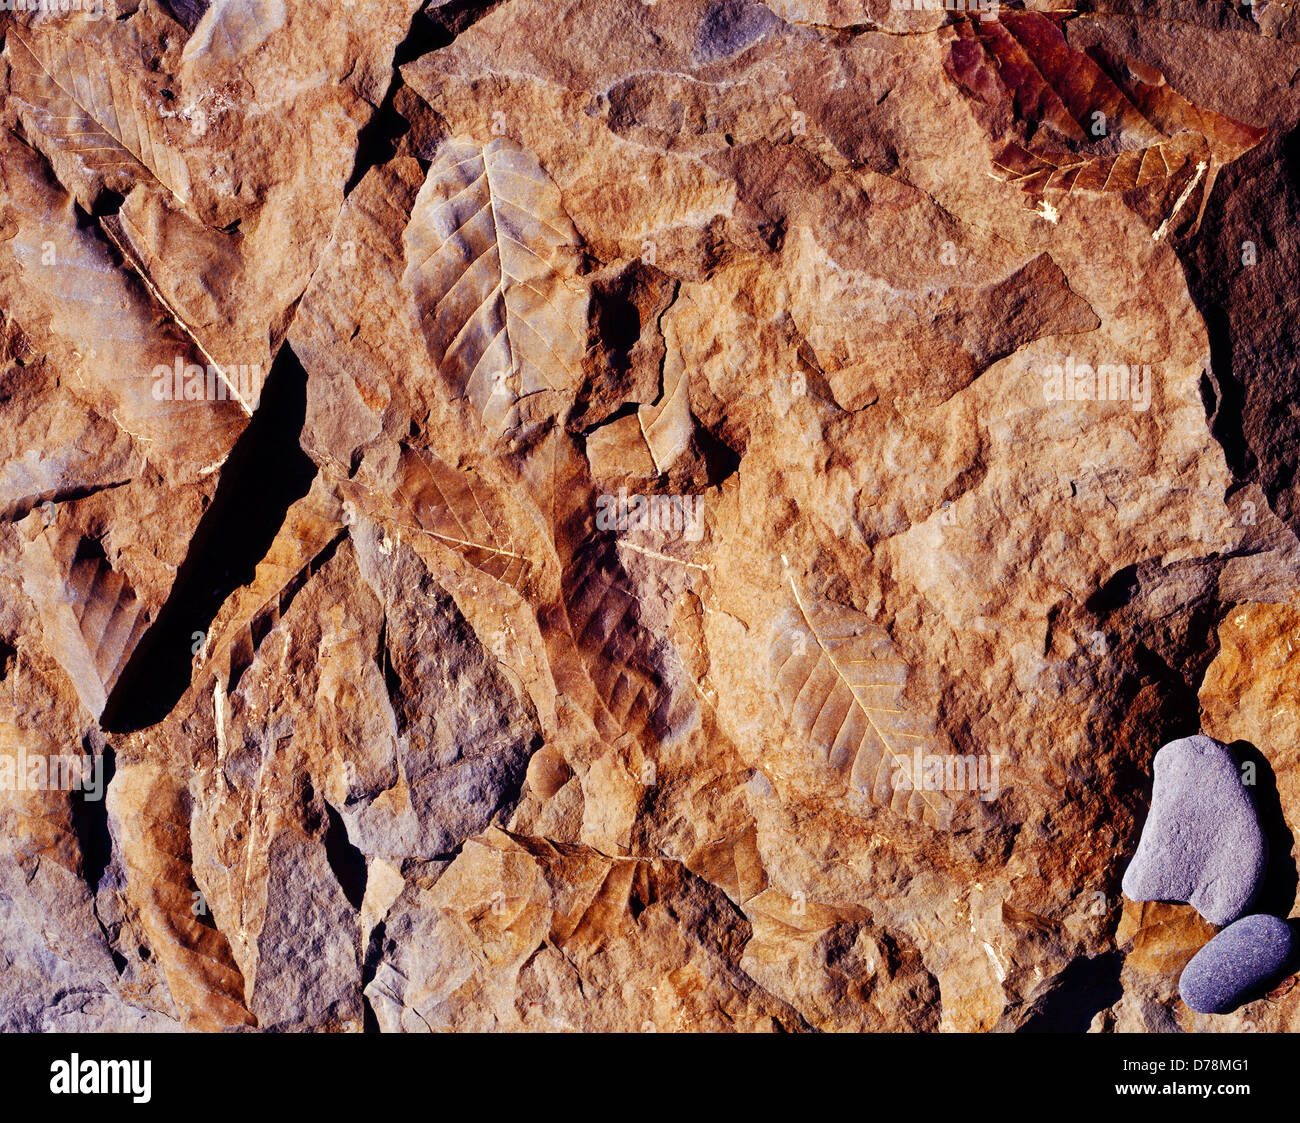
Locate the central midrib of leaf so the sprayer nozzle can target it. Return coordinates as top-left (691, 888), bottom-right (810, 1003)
top-left (785, 573), bottom-right (944, 817)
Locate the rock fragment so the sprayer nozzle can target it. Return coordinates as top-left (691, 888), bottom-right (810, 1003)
top-left (1122, 735), bottom-right (1267, 927)
top-left (1179, 914), bottom-right (1296, 1015)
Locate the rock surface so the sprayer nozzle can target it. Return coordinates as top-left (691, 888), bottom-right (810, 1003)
top-left (0, 0), bottom-right (1297, 1032)
top-left (1122, 735), bottom-right (1268, 926)
top-left (1179, 914), bottom-right (1296, 1015)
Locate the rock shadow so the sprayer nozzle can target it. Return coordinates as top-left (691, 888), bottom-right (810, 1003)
top-left (1227, 740), bottom-right (1297, 919)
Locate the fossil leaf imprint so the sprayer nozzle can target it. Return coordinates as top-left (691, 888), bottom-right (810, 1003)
top-left (107, 760), bottom-right (255, 1030)
top-left (181, 0), bottom-right (287, 69)
top-left (17, 519), bottom-right (151, 722)
top-left (532, 433), bottom-right (667, 744)
top-left (770, 575), bottom-right (953, 828)
top-left (99, 215), bottom-right (257, 418)
top-left (0, 133), bottom-right (246, 471)
top-left (7, 30), bottom-right (192, 207)
top-left (946, 13), bottom-right (1265, 205)
top-left (387, 444), bottom-right (534, 591)
top-left (403, 137), bottom-right (588, 433)
top-left (552, 536), bottom-right (665, 743)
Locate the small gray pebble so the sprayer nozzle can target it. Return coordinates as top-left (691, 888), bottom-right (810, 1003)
top-left (1179, 914), bottom-right (1295, 1015)
top-left (1122, 735), bottom-right (1267, 926)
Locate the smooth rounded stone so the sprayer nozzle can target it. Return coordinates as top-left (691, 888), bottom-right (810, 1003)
top-left (1122, 735), bottom-right (1267, 926)
top-left (1179, 915), bottom-right (1296, 1014)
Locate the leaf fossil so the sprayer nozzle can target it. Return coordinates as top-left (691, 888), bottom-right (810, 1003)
top-left (770, 575), bottom-right (954, 828)
top-left (7, 28), bottom-right (192, 207)
top-left (107, 760), bottom-right (255, 1031)
top-left (402, 136), bottom-right (588, 433)
top-left (945, 12), bottom-right (1265, 212)
top-left (17, 519), bottom-right (152, 722)
top-left (382, 443), bottom-right (534, 592)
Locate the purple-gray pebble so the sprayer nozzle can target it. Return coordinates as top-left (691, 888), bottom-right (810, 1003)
top-left (1179, 914), bottom-right (1295, 1014)
top-left (1122, 735), bottom-right (1267, 926)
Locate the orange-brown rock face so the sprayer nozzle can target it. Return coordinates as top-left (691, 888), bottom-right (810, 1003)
top-left (0, 0), bottom-right (1296, 1032)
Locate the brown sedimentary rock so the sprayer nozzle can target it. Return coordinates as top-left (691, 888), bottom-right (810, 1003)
top-left (0, 0), bottom-right (1296, 1033)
